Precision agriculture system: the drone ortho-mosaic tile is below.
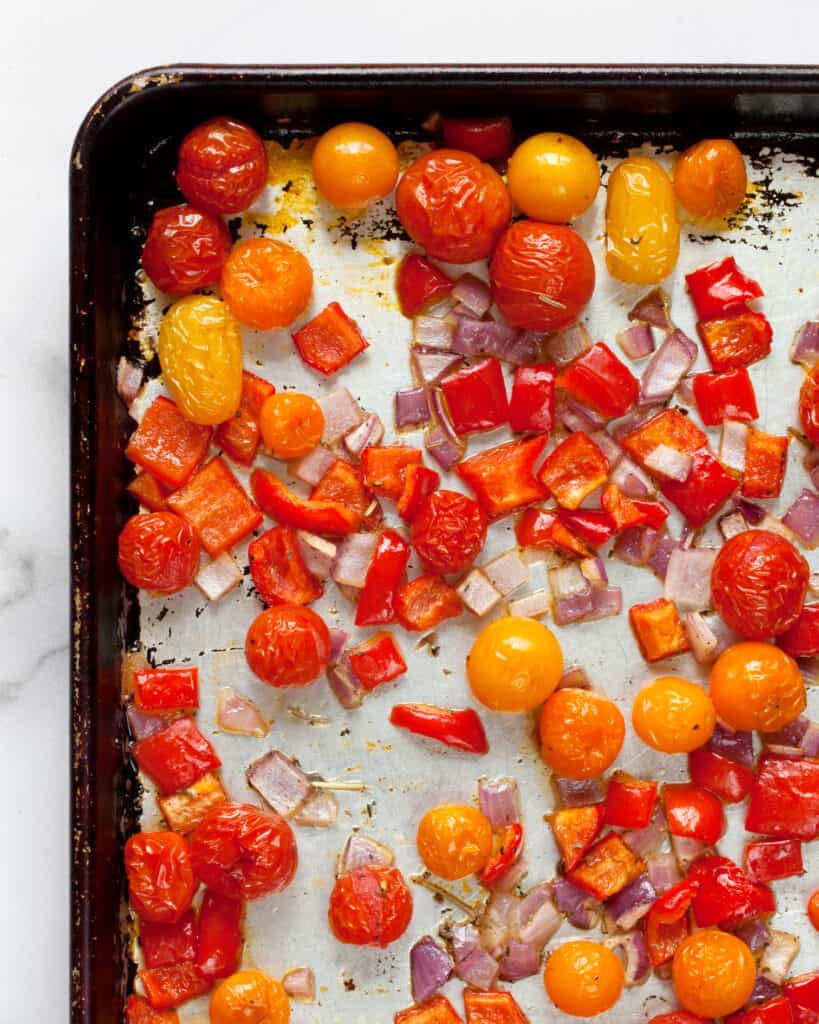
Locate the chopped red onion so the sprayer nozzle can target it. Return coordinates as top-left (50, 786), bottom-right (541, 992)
top-left (629, 287), bottom-right (673, 331)
top-left (720, 419), bottom-right (749, 474)
top-left (293, 789), bottom-right (338, 828)
top-left (453, 274), bottom-right (492, 318)
top-left (676, 375), bottom-right (696, 406)
top-left (328, 629), bottom-right (349, 667)
top-left (605, 931), bottom-right (651, 987)
top-left (801, 721), bottom-right (819, 758)
top-left (708, 722), bottom-right (755, 768)
top-left (580, 557), bottom-right (608, 587)
top-left (648, 532), bottom-right (680, 580)
top-left (479, 892), bottom-right (516, 960)
top-left (684, 612), bottom-right (719, 664)
top-left (483, 550), bottom-right (528, 596)
top-left (338, 833), bottom-right (394, 875)
top-left (344, 413), bottom-right (384, 456)
top-left (554, 776), bottom-right (607, 808)
top-left (478, 777), bottom-right (520, 828)
top-left (558, 666), bottom-right (591, 690)
top-left (610, 457), bottom-right (653, 498)
top-left (502, 330), bottom-right (545, 366)
top-left (733, 919), bottom-right (772, 953)
top-left (395, 387), bottom-right (432, 429)
top-left (449, 922), bottom-right (480, 963)
top-left (454, 945), bottom-right (499, 990)
top-left (554, 590), bottom-right (595, 625)
top-left (282, 967), bottom-right (315, 1002)
top-left (413, 349), bottom-right (464, 385)
top-left (590, 430), bottom-right (623, 467)
top-left (607, 874), bottom-right (657, 931)
top-left (624, 810), bottom-right (667, 859)
top-left (644, 444), bottom-right (693, 483)
top-left (246, 750), bottom-right (313, 817)
top-left (553, 877), bottom-right (601, 929)
top-left (581, 586), bottom-right (623, 622)
top-left (671, 834), bottom-right (705, 871)
top-left (647, 853), bottom-right (681, 895)
top-left (487, 857), bottom-right (529, 893)
top-left (429, 387), bottom-right (463, 445)
top-left (638, 330), bottom-right (698, 406)
top-left (331, 533), bottom-right (378, 588)
top-left (216, 687), bottom-right (268, 738)
top-left (614, 526), bottom-right (658, 566)
top-left (498, 941), bottom-right (540, 981)
top-left (410, 936), bottom-right (454, 1003)
top-left (509, 884), bottom-right (560, 948)
top-left (760, 931), bottom-right (800, 985)
top-left (783, 489), bottom-right (819, 548)
top-left (748, 974), bottom-right (782, 1007)
top-left (195, 552), bottom-right (242, 601)
top-left (318, 388), bottom-right (364, 444)
top-left (556, 395), bottom-right (606, 433)
top-left (736, 497), bottom-right (767, 526)
top-left (452, 303), bottom-right (480, 319)
top-left (414, 315), bottom-right (455, 350)
top-left (326, 656), bottom-right (364, 710)
top-left (117, 357), bottom-right (145, 407)
top-left (550, 563), bottom-right (591, 601)
top-left (451, 318), bottom-right (520, 361)
top-left (543, 323), bottom-right (592, 367)
top-left (719, 510), bottom-right (748, 541)
top-left (296, 531), bottom-right (337, 580)
top-left (766, 716), bottom-right (809, 749)
top-left (507, 588), bottom-right (551, 619)
top-left (790, 321), bottom-right (819, 368)
top-left (664, 547), bottom-right (716, 612)
top-left (126, 704), bottom-right (169, 740)
top-left (289, 445), bottom-right (336, 486)
top-left (425, 425), bottom-right (465, 471)
top-left (457, 570), bottom-right (501, 617)
top-left (617, 324), bottom-right (656, 360)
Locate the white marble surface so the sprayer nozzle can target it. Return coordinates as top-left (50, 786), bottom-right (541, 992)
top-left (0, 2), bottom-right (817, 1020)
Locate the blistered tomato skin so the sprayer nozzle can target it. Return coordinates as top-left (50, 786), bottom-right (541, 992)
top-left (118, 511), bottom-right (200, 595)
top-left (710, 641), bottom-right (806, 733)
top-left (416, 804), bottom-right (493, 880)
top-left (158, 295), bottom-right (243, 426)
top-left (245, 604), bottom-right (331, 688)
top-left (221, 238), bottom-right (313, 331)
top-left (210, 969), bottom-right (291, 1024)
top-left (176, 116), bottom-right (268, 215)
top-left (672, 930), bottom-right (755, 1019)
top-left (507, 133), bottom-right (600, 223)
top-left (312, 122), bottom-right (399, 208)
top-left (395, 149), bottom-right (511, 263)
top-left (490, 220), bottom-right (595, 332)
top-left (411, 490), bottom-right (487, 575)
top-left (467, 616), bottom-right (563, 712)
top-left (124, 832), bottom-right (196, 924)
top-left (799, 365), bottom-right (819, 446)
top-left (141, 204), bottom-right (232, 296)
top-left (606, 156), bottom-right (680, 284)
top-left (674, 139), bottom-right (747, 220)
top-left (328, 865), bottom-right (413, 947)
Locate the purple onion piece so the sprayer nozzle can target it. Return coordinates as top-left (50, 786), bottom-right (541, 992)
top-left (664, 547), bottom-right (717, 613)
top-left (328, 629), bottom-right (349, 667)
top-left (607, 874), bottom-right (657, 931)
top-left (553, 877), bottom-right (601, 929)
top-left (646, 853), bottom-right (681, 895)
top-left (605, 930), bottom-right (651, 987)
top-left (624, 810), bottom-right (667, 859)
top-left (127, 704), bottom-right (170, 740)
top-left (782, 489), bottom-right (819, 547)
top-left (498, 941), bottom-right (540, 981)
top-left (543, 323), bottom-right (591, 367)
top-left (736, 497), bottom-right (767, 526)
top-left (425, 426), bottom-right (464, 471)
top-left (558, 666), bottom-right (591, 690)
top-left (451, 318), bottom-right (520, 360)
top-left (638, 329), bottom-right (698, 406)
top-left (453, 945), bottom-right (499, 990)
top-left (708, 722), bottom-right (755, 769)
top-left (648, 532), bottom-right (681, 581)
top-left (338, 834), bottom-right (394, 874)
top-left (510, 884), bottom-right (560, 948)
top-left (747, 973), bottom-right (782, 1007)
top-left (766, 716), bottom-right (809, 749)
top-left (326, 656), bottom-right (364, 710)
top-left (733, 919), bottom-right (772, 953)
top-left (478, 777), bottom-right (520, 828)
top-left (395, 386), bottom-right (431, 428)
top-left (671, 833), bottom-right (706, 871)
top-left (617, 323), bottom-right (656, 360)
top-left (553, 776), bottom-right (607, 808)
top-left (449, 922), bottom-right (480, 963)
top-left (790, 320), bottom-right (819, 368)
top-left (410, 936), bottom-right (453, 1004)
top-left (452, 274), bottom-right (492, 317)
top-left (614, 526), bottom-right (658, 566)
top-left (629, 287), bottom-right (673, 331)
top-left (246, 750), bottom-right (313, 817)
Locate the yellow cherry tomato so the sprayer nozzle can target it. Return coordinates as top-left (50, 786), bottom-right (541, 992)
top-left (544, 940), bottom-right (624, 1017)
top-left (210, 969), bottom-right (290, 1024)
top-left (540, 688), bottom-right (625, 780)
top-left (674, 138), bottom-right (747, 220)
top-left (632, 676), bottom-right (716, 754)
top-left (507, 132), bottom-right (600, 222)
top-left (260, 392), bottom-right (324, 460)
top-left (467, 616), bottom-right (563, 712)
top-left (416, 803), bottom-right (493, 880)
top-left (312, 122), bottom-right (399, 208)
top-left (605, 155), bottom-right (680, 284)
top-left (710, 641), bottom-right (806, 733)
top-left (672, 930), bottom-right (755, 1019)
top-left (158, 294), bottom-right (242, 426)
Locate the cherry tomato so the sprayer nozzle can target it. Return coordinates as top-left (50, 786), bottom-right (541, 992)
top-left (606, 155), bottom-right (680, 284)
top-left (490, 220), bottom-right (595, 332)
top-left (259, 392), bottom-right (324, 460)
top-left (124, 832), bottom-right (196, 924)
top-left (416, 803), bottom-right (493, 880)
top-left (632, 676), bottom-right (715, 754)
top-left (674, 139), bottom-right (747, 220)
top-left (799, 365), bottom-right (819, 446)
top-left (209, 969), bottom-right (290, 1024)
top-left (507, 132), bottom-right (600, 222)
top-left (441, 116), bottom-right (514, 162)
top-left (245, 605), bottom-right (330, 688)
top-left (672, 929), bottom-right (755, 1019)
top-left (411, 489), bottom-right (486, 575)
top-left (190, 802), bottom-right (297, 900)
top-left (158, 295), bottom-right (243, 426)
top-left (395, 149), bottom-right (511, 263)
top-left (328, 864), bottom-right (413, 947)
top-left (176, 117), bottom-right (268, 215)
top-left (312, 122), bottom-right (399, 208)
top-left (712, 530), bottom-right (809, 639)
top-left (467, 616), bottom-right (563, 712)
top-left (539, 688), bottom-right (625, 780)
top-left (808, 889), bottom-right (819, 931)
top-left (710, 641), bottom-right (805, 733)
top-left (142, 204), bottom-right (232, 296)
top-left (118, 511), bottom-right (200, 595)
top-left (544, 940), bottom-right (624, 1017)
top-left (221, 237), bottom-right (313, 331)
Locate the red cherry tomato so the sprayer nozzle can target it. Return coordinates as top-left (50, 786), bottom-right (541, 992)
top-left (141, 204), bottom-right (232, 296)
top-left (411, 489), bottom-right (487, 575)
top-left (124, 832), bottom-right (196, 924)
top-left (118, 511), bottom-right (200, 595)
top-left (328, 865), bottom-right (413, 947)
top-left (799, 366), bottom-right (819, 446)
top-left (712, 530), bottom-right (809, 639)
top-left (441, 116), bottom-right (514, 162)
top-left (490, 220), bottom-right (595, 332)
top-left (395, 149), bottom-right (511, 263)
top-left (190, 802), bottom-right (297, 900)
top-left (245, 604), bottom-right (331, 688)
top-left (176, 117), bottom-right (268, 215)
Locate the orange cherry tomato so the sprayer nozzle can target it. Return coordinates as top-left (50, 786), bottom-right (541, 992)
top-left (312, 122), bottom-right (399, 208)
top-left (245, 604), bottom-right (330, 688)
top-left (118, 511), bottom-right (200, 595)
top-left (710, 641), bottom-right (806, 733)
top-left (259, 392), bottom-right (324, 460)
top-left (411, 490), bottom-right (487, 575)
top-left (467, 616), bottom-right (563, 712)
top-left (221, 237), bottom-right (313, 331)
top-left (606, 155), bottom-right (680, 284)
top-left (328, 864), bottom-right (413, 947)
top-left (808, 889), bottom-right (819, 931)
top-left (507, 132), bottom-right (600, 222)
top-left (799, 365), bottom-right (819, 446)
top-left (209, 969), bottom-right (290, 1024)
top-left (176, 117), bottom-right (268, 215)
top-left (395, 149), bottom-right (511, 263)
top-left (124, 832), bottom-right (196, 924)
top-left (416, 803), bottom-right (493, 880)
top-left (672, 929), bottom-right (755, 1019)
top-left (674, 139), bottom-right (747, 220)
top-left (632, 676), bottom-right (716, 754)
top-left (539, 688), bottom-right (625, 780)
top-left (544, 940), bottom-right (624, 1017)
top-left (142, 204), bottom-right (232, 296)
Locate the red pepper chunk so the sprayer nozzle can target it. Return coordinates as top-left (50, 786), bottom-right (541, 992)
top-left (688, 747), bottom-right (755, 804)
top-left (140, 909), bottom-right (197, 969)
top-left (360, 446), bottom-right (424, 501)
top-left (457, 435), bottom-right (548, 520)
top-left (555, 509), bottom-right (616, 548)
top-left (134, 667), bottom-right (199, 714)
top-left (686, 257), bottom-right (764, 320)
top-left (126, 396), bottom-right (212, 490)
top-left (698, 310), bottom-right (773, 371)
top-left (746, 755), bottom-right (819, 840)
top-left (509, 363), bottom-right (557, 434)
top-left (629, 598), bottom-right (690, 663)
top-left (310, 459), bottom-right (382, 532)
top-left (692, 368), bottom-right (758, 426)
top-left (168, 457), bottom-right (262, 556)
top-left (128, 472), bottom-right (171, 512)
top-left (727, 998), bottom-right (796, 1024)
top-left (566, 833), bottom-right (645, 900)
top-left (660, 448), bottom-right (738, 526)
top-left (348, 632), bottom-right (407, 691)
top-left (389, 703), bottom-right (488, 754)
top-left (396, 253), bottom-right (454, 317)
top-left (355, 530), bottom-right (410, 626)
top-left (463, 988), bottom-right (530, 1024)
top-left (516, 508), bottom-right (593, 559)
top-left (603, 484), bottom-right (668, 531)
top-left (605, 772), bottom-right (658, 829)
top-left (688, 854), bottom-right (775, 928)
top-left (744, 839), bottom-right (804, 884)
top-left (558, 342), bottom-right (639, 419)
top-left (395, 575), bottom-right (463, 632)
top-left (742, 428), bottom-right (789, 499)
top-left (778, 605), bottom-right (819, 658)
top-left (550, 804), bottom-right (605, 872)
top-left (195, 890), bottom-right (243, 981)
top-left (441, 358), bottom-right (509, 435)
top-left (621, 408), bottom-right (707, 469)
top-left (664, 783), bottom-right (724, 845)
top-left (538, 432), bottom-right (609, 510)
top-left (133, 717), bottom-right (221, 796)
top-left (292, 301), bottom-right (369, 376)
top-left (139, 962), bottom-right (211, 1011)
top-left (125, 995), bottom-right (180, 1024)
top-left (784, 973), bottom-right (819, 1024)
top-left (251, 467), bottom-right (358, 535)
top-left (644, 879), bottom-right (698, 967)
top-left (248, 525), bottom-right (323, 606)
top-left (397, 464), bottom-right (440, 522)
top-left (395, 995), bottom-right (464, 1024)
top-left (480, 823), bottom-right (524, 886)
top-left (214, 371), bottom-right (275, 466)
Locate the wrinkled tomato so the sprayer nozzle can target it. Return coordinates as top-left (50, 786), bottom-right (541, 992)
top-left (395, 574), bottom-right (463, 631)
top-left (118, 512), bottom-right (200, 595)
top-left (142, 204), bottom-right (232, 296)
top-left (411, 489), bottom-right (487, 575)
top-left (328, 864), bottom-right (413, 947)
top-left (176, 116), bottom-right (268, 215)
top-left (248, 526), bottom-right (323, 607)
top-left (245, 604), bottom-right (330, 688)
top-left (124, 832), bottom-right (196, 924)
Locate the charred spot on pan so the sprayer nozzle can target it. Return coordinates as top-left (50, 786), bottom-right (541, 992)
top-left (227, 217), bottom-right (242, 242)
top-left (343, 977), bottom-right (356, 992)
top-left (156, 606), bottom-right (169, 622)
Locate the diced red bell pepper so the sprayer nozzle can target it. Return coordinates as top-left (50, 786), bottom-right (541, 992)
top-left (463, 988), bottom-right (529, 1024)
top-left (631, 498), bottom-right (670, 529)
top-left (134, 667), bottom-right (199, 715)
top-left (686, 257), bottom-right (764, 321)
top-left (742, 428), bottom-right (789, 499)
top-left (727, 998), bottom-right (795, 1024)
top-left (778, 604), bottom-right (819, 658)
top-left (360, 446), bottom-right (424, 501)
top-left (440, 357), bottom-right (509, 435)
top-left (746, 755), bottom-right (819, 840)
top-left (355, 529), bottom-right (411, 627)
top-left (621, 408), bottom-right (707, 469)
top-left (397, 464), bottom-right (440, 522)
top-left (132, 717), bottom-right (221, 796)
top-left (292, 301), bottom-right (369, 376)
top-left (692, 368), bottom-right (759, 426)
top-left (744, 839), bottom-right (804, 884)
top-left (566, 833), bottom-right (645, 900)
top-left (784, 973), bottom-right (819, 1024)
top-left (515, 507), bottom-right (593, 559)
top-left (389, 703), bottom-right (488, 754)
top-left (688, 854), bottom-right (775, 928)
top-left (395, 995), bottom-right (464, 1024)
top-left (125, 995), bottom-right (180, 1024)
top-left (602, 484), bottom-right (668, 531)
top-left (397, 253), bottom-right (454, 317)
top-left (688, 747), bottom-right (755, 804)
top-left (457, 435), bottom-right (548, 520)
top-left (251, 467), bottom-right (358, 535)
top-left (249, 525), bottom-right (323, 606)
top-left (195, 890), bottom-right (243, 981)
top-left (629, 598), bottom-right (690, 663)
top-left (140, 909), bottom-right (197, 969)
top-left (605, 772), bottom-right (658, 829)
top-left (128, 472), bottom-right (171, 511)
top-left (214, 370), bottom-right (275, 466)
top-left (509, 363), bottom-right (557, 434)
top-left (644, 879), bottom-right (699, 967)
top-left (126, 396), bottom-right (212, 489)
top-left (550, 804), bottom-right (605, 872)
top-left (557, 342), bottom-right (639, 419)
top-left (664, 783), bottom-right (724, 845)
top-left (348, 631), bottom-right (407, 691)
top-left (538, 432), bottom-right (609, 510)
top-left (310, 459), bottom-right (382, 531)
top-left (441, 116), bottom-right (515, 162)
top-left (660, 448), bottom-right (738, 526)
top-left (555, 509), bottom-right (616, 548)
top-left (168, 457), bottom-right (262, 556)
top-left (395, 575), bottom-right (463, 632)
top-left (139, 962), bottom-right (211, 1011)
top-left (480, 822), bottom-right (524, 886)
top-left (698, 311), bottom-right (773, 372)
